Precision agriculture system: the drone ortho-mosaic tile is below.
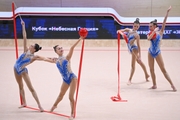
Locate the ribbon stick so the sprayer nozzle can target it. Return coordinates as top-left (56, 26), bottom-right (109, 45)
top-left (13, 1), bottom-right (23, 21)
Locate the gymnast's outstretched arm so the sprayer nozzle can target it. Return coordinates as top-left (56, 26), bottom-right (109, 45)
top-left (33, 55), bottom-right (57, 63)
top-left (66, 36), bottom-right (84, 61)
top-left (117, 28), bottom-right (130, 35)
top-left (21, 20), bottom-right (28, 52)
top-left (159, 6), bottom-right (171, 36)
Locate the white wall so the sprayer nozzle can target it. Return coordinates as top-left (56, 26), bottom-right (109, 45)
top-left (0, 0), bottom-right (179, 17)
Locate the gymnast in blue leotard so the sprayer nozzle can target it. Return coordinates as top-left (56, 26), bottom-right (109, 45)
top-left (127, 30), bottom-right (138, 53)
top-left (14, 20), bottom-right (44, 111)
top-left (148, 32), bottom-right (161, 58)
top-left (14, 50), bottom-right (34, 75)
top-left (56, 56), bottom-right (77, 85)
top-left (117, 18), bottom-right (149, 85)
top-left (147, 6), bottom-right (176, 91)
top-left (39, 36), bottom-right (84, 118)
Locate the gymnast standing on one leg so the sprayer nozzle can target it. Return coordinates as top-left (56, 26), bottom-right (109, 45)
top-left (38, 36), bottom-right (84, 119)
top-left (117, 18), bottom-right (150, 85)
top-left (14, 20), bottom-right (44, 111)
top-left (147, 6), bottom-right (176, 91)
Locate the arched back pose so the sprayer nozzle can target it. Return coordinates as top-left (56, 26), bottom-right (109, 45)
top-left (147, 6), bottom-right (176, 91)
top-left (117, 18), bottom-right (149, 85)
top-left (39, 37), bottom-right (84, 119)
top-left (14, 20), bottom-right (44, 111)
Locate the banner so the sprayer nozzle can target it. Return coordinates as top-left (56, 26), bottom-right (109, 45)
top-left (0, 16), bottom-right (180, 39)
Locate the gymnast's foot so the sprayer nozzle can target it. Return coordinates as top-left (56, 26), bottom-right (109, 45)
top-left (127, 80), bottom-right (132, 85)
top-left (50, 105), bottom-right (57, 112)
top-left (18, 104), bottom-right (26, 108)
top-left (150, 85), bottom-right (157, 89)
top-left (171, 85), bottom-right (177, 92)
top-left (69, 116), bottom-right (74, 120)
top-left (38, 105), bottom-right (44, 112)
top-left (145, 75), bottom-right (150, 82)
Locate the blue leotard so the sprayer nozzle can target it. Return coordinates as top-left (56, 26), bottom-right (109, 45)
top-left (127, 30), bottom-right (138, 53)
top-left (14, 51), bottom-right (34, 75)
top-left (148, 33), bottom-right (161, 58)
top-left (56, 56), bottom-right (77, 85)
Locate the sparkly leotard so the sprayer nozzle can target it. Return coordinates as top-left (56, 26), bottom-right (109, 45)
top-left (56, 56), bottom-right (77, 85)
top-left (148, 33), bottom-right (161, 58)
top-left (127, 30), bottom-right (138, 53)
top-left (14, 50), bottom-right (34, 75)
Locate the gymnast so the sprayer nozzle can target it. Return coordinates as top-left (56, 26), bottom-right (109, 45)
top-left (117, 18), bottom-right (150, 85)
top-left (14, 20), bottom-right (44, 111)
top-left (147, 6), bottom-right (176, 91)
top-left (38, 36), bottom-right (84, 119)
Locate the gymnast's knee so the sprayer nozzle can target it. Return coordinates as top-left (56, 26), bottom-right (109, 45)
top-left (150, 68), bottom-right (154, 74)
top-left (136, 59), bottom-right (142, 64)
top-left (58, 91), bottom-right (65, 98)
top-left (131, 65), bottom-right (135, 70)
top-left (160, 67), bottom-right (167, 74)
top-left (29, 88), bottom-right (35, 93)
top-left (19, 84), bottom-right (24, 90)
top-left (69, 96), bottom-right (74, 102)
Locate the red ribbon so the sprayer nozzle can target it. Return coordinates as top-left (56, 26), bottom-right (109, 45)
top-left (74, 38), bottom-right (85, 117)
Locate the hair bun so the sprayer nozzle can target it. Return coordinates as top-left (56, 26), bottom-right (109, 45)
top-left (136, 18), bottom-right (140, 22)
top-left (39, 47), bottom-right (42, 50)
top-left (134, 18), bottom-right (140, 24)
top-left (154, 19), bottom-right (157, 23)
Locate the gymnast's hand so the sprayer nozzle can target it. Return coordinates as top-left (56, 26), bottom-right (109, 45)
top-left (117, 30), bottom-right (123, 35)
top-left (154, 27), bottom-right (159, 32)
top-left (116, 30), bottom-right (119, 34)
top-left (79, 36), bottom-right (85, 39)
top-left (137, 55), bottom-right (141, 62)
top-left (21, 20), bottom-right (25, 26)
top-left (167, 6), bottom-right (171, 13)
top-left (48, 57), bottom-right (58, 62)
